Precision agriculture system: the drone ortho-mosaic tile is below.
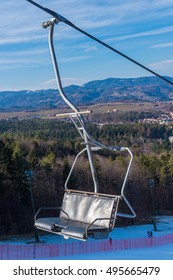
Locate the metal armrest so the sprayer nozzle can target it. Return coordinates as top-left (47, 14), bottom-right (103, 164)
top-left (85, 217), bottom-right (117, 236)
top-left (34, 207), bottom-right (69, 222)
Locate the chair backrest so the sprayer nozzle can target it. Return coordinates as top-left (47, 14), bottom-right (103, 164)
top-left (60, 192), bottom-right (119, 228)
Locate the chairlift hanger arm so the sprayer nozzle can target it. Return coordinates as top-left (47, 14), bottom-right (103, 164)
top-left (26, 0), bottom-right (173, 86)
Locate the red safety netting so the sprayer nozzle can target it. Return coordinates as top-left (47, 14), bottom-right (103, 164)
top-left (0, 234), bottom-right (173, 260)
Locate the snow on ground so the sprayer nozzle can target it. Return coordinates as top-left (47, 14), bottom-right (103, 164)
top-left (1, 216), bottom-right (173, 244)
top-left (1, 216), bottom-right (173, 259)
top-left (59, 216), bottom-right (173, 260)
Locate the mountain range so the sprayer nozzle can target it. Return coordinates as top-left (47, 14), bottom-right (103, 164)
top-left (1, 76), bottom-right (173, 111)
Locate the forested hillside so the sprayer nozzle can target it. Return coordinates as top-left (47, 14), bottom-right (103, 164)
top-left (1, 118), bottom-right (173, 236)
top-left (1, 76), bottom-right (173, 111)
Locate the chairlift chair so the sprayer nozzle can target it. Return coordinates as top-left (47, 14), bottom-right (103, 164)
top-left (26, 0), bottom-right (137, 241)
top-left (26, 0), bottom-right (173, 241)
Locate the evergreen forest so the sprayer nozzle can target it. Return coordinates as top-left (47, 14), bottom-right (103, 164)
top-left (1, 117), bottom-right (173, 237)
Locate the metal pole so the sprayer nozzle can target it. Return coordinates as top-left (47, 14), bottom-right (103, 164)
top-left (26, 170), bottom-right (40, 242)
top-left (47, 19), bottom-right (99, 193)
top-left (149, 178), bottom-right (157, 231)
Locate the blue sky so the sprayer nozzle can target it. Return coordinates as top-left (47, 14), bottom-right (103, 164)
top-left (1, 0), bottom-right (173, 91)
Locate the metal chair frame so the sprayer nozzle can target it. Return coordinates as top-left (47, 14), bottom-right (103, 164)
top-left (47, 18), bottom-right (136, 219)
top-left (32, 16), bottom-right (136, 241)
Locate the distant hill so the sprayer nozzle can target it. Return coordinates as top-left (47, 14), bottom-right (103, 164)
top-left (1, 76), bottom-right (173, 111)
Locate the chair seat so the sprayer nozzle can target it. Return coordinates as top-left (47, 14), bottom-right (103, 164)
top-left (35, 216), bottom-right (108, 233)
top-left (34, 191), bottom-right (120, 240)
top-left (35, 217), bottom-right (69, 231)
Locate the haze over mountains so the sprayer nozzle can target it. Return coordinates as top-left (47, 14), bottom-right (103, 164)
top-left (1, 76), bottom-right (173, 111)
